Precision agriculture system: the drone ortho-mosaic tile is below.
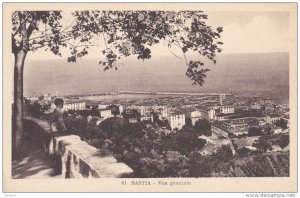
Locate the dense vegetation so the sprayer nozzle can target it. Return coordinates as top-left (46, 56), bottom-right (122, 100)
top-left (63, 116), bottom-right (238, 177)
top-left (26, 104), bottom-right (290, 177)
top-left (65, 115), bottom-right (286, 177)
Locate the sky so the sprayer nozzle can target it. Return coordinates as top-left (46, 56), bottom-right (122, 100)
top-left (24, 10), bottom-right (289, 60)
top-left (206, 11), bottom-right (289, 54)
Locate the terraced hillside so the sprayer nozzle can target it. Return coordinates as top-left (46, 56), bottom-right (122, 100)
top-left (228, 152), bottom-right (289, 177)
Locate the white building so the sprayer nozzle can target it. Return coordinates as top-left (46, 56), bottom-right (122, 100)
top-left (127, 105), bottom-right (169, 118)
top-left (149, 105), bottom-right (169, 118)
top-left (183, 103), bottom-right (198, 108)
top-left (87, 115), bottom-right (93, 123)
top-left (44, 94), bottom-right (52, 101)
top-left (27, 97), bottom-right (39, 102)
top-left (140, 114), bottom-right (153, 122)
top-left (190, 110), bottom-right (201, 118)
top-left (99, 109), bottom-right (112, 119)
top-left (126, 105), bottom-right (145, 115)
top-left (168, 114), bottom-right (185, 130)
top-left (220, 105), bottom-right (235, 114)
top-left (251, 102), bottom-right (261, 110)
top-left (273, 126), bottom-right (283, 134)
top-left (189, 110), bottom-right (201, 126)
top-left (199, 108), bottom-right (216, 120)
top-left (129, 117), bottom-right (139, 123)
top-left (64, 101), bottom-right (86, 111)
top-left (98, 104), bottom-right (109, 109)
top-left (119, 105), bottom-right (124, 114)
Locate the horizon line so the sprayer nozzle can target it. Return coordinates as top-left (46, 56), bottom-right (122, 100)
top-left (27, 51), bottom-right (289, 61)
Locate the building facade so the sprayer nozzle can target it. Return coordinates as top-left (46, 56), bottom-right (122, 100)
top-left (64, 101), bottom-right (86, 111)
top-left (200, 108), bottom-right (216, 120)
top-left (98, 104), bottom-right (109, 109)
top-left (99, 109), bottom-right (112, 119)
top-left (220, 105), bottom-right (235, 114)
top-left (190, 110), bottom-right (201, 118)
top-left (168, 114), bottom-right (186, 130)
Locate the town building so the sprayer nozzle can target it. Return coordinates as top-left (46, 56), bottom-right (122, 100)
top-left (187, 109), bottom-right (201, 126)
top-left (128, 118), bottom-right (139, 123)
top-left (43, 93), bottom-right (52, 102)
top-left (183, 103), bottom-right (198, 108)
top-left (273, 126), bottom-right (283, 134)
top-left (123, 109), bottom-right (140, 124)
top-left (168, 113), bottom-right (186, 130)
top-left (211, 117), bottom-right (259, 137)
top-left (251, 102), bottom-right (262, 110)
top-left (220, 105), bottom-right (235, 114)
top-left (63, 100), bottom-right (86, 111)
top-left (126, 104), bottom-right (169, 119)
top-left (190, 110), bottom-right (201, 118)
top-left (118, 105), bottom-right (124, 115)
top-left (27, 96), bottom-right (39, 102)
top-left (265, 114), bottom-right (281, 124)
top-left (199, 107), bottom-right (216, 120)
top-left (220, 93), bottom-right (226, 105)
top-left (98, 104), bottom-right (110, 109)
top-left (140, 113), bottom-right (154, 122)
top-left (151, 105), bottom-right (169, 118)
top-left (99, 109), bottom-right (112, 119)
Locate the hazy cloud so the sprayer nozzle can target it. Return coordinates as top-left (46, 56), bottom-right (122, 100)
top-left (218, 14), bottom-right (289, 53)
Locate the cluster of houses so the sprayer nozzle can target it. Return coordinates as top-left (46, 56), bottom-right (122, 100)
top-left (26, 93), bottom-right (290, 158)
top-left (30, 92), bottom-right (289, 138)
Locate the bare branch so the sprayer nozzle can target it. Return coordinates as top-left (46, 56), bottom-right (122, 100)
top-left (167, 48), bottom-right (183, 60)
top-left (27, 12), bottom-right (38, 38)
top-left (28, 30), bottom-right (73, 41)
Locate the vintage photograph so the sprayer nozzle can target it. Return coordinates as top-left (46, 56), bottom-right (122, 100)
top-left (3, 2), bottom-right (297, 193)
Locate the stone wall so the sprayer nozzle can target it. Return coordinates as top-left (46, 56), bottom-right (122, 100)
top-left (23, 117), bottom-right (134, 178)
top-left (52, 135), bottom-right (133, 178)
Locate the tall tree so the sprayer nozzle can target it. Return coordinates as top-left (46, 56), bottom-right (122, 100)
top-left (11, 10), bottom-right (223, 159)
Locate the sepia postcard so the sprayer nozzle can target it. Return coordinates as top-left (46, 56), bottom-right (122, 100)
top-left (2, 2), bottom-right (297, 192)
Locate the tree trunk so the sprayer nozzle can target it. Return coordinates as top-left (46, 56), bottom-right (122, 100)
top-left (12, 50), bottom-right (27, 160)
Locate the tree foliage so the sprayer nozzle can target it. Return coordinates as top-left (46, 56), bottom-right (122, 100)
top-left (274, 118), bottom-right (288, 129)
top-left (212, 145), bottom-right (233, 162)
top-left (82, 117), bottom-right (209, 177)
top-left (253, 136), bottom-right (272, 153)
top-left (108, 104), bottom-right (120, 116)
top-left (64, 114), bottom-right (87, 136)
top-left (194, 118), bottom-right (211, 136)
top-left (276, 135), bottom-right (289, 149)
top-left (262, 124), bottom-right (273, 136)
top-left (248, 127), bottom-right (262, 137)
top-left (12, 10), bottom-right (223, 86)
top-left (12, 11), bottom-right (65, 55)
